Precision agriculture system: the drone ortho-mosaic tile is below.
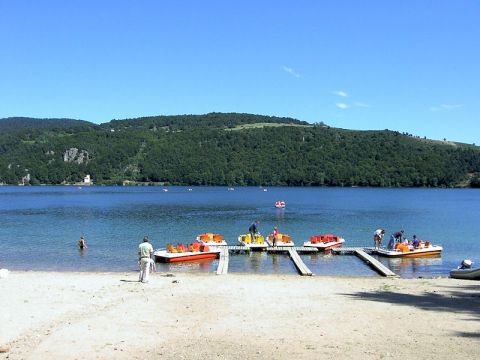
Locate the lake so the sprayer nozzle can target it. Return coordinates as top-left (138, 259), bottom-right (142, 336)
top-left (0, 186), bottom-right (478, 278)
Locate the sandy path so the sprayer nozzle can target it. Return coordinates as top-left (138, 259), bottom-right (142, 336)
top-left (1, 271), bottom-right (479, 359)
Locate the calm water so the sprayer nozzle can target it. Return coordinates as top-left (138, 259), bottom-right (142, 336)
top-left (0, 186), bottom-right (478, 278)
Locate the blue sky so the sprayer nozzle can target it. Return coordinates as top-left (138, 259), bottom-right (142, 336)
top-left (1, 0), bottom-right (479, 144)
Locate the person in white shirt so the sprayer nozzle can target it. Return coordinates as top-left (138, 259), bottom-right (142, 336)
top-left (373, 229), bottom-right (385, 249)
top-left (138, 236), bottom-right (154, 283)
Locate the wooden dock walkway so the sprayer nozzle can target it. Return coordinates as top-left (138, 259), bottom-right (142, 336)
top-left (288, 248), bottom-right (313, 276)
top-left (226, 245), bottom-right (250, 252)
top-left (353, 249), bottom-right (397, 277)
top-left (216, 247), bottom-right (229, 275)
top-left (331, 247), bottom-right (376, 254)
top-left (267, 246), bottom-right (319, 254)
top-left (332, 247), bottom-right (397, 277)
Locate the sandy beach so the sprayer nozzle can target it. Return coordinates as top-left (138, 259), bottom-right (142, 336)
top-left (0, 271), bottom-right (479, 360)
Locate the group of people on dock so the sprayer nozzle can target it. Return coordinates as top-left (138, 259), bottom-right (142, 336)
top-left (249, 220), bottom-right (279, 246)
top-left (373, 229), bottom-right (424, 250)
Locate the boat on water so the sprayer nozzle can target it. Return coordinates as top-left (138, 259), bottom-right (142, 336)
top-left (303, 234), bottom-right (345, 251)
top-left (238, 234), bottom-right (268, 250)
top-left (374, 241), bottom-right (442, 258)
top-left (154, 243), bottom-right (221, 263)
top-left (266, 233), bottom-right (295, 247)
top-left (450, 267), bottom-right (480, 280)
top-left (275, 200), bottom-right (286, 208)
top-left (196, 233), bottom-right (228, 246)
top-left (450, 260), bottom-right (480, 280)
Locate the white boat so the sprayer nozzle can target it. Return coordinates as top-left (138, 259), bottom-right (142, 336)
top-left (374, 242), bottom-right (442, 258)
top-left (449, 267), bottom-right (480, 280)
top-left (238, 234), bottom-right (268, 250)
top-left (303, 234), bottom-right (345, 252)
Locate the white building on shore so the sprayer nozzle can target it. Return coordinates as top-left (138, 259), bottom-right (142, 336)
top-left (83, 174), bottom-right (92, 185)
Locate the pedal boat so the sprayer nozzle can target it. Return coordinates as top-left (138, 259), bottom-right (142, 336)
top-left (238, 234), bottom-right (268, 250)
top-left (375, 242), bottom-right (442, 258)
top-left (303, 234), bottom-right (345, 251)
top-left (449, 267), bottom-right (480, 280)
top-left (266, 233), bottom-right (295, 247)
top-left (196, 233), bottom-right (228, 246)
top-left (154, 243), bottom-right (221, 263)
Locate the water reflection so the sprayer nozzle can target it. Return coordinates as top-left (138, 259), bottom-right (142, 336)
top-left (226, 252), bottom-right (296, 274)
top-left (275, 208), bottom-right (286, 222)
top-left (376, 256), bottom-right (444, 278)
top-left (304, 253), bottom-right (379, 277)
top-left (248, 251), bottom-right (264, 272)
top-left (2, 186), bottom-right (479, 276)
top-left (271, 254), bottom-right (279, 272)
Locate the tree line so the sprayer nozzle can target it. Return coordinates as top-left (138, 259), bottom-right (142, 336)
top-left (0, 113), bottom-right (479, 187)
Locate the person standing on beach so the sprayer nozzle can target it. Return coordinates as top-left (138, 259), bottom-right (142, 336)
top-left (249, 220), bottom-right (259, 243)
top-left (138, 236), bottom-right (154, 283)
top-left (373, 229), bottom-right (385, 249)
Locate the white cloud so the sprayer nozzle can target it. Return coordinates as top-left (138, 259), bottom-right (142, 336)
top-left (282, 65), bottom-right (301, 78)
top-left (431, 104), bottom-right (463, 112)
top-left (333, 92), bottom-right (370, 110)
top-left (354, 101), bottom-right (370, 108)
top-left (440, 104), bottom-right (463, 110)
top-left (333, 90), bottom-right (348, 97)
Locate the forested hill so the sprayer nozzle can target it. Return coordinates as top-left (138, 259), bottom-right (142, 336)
top-left (0, 117), bottom-right (95, 132)
top-left (1, 113), bottom-right (479, 187)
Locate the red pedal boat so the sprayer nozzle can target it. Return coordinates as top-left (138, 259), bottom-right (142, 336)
top-left (303, 234), bottom-right (345, 251)
top-left (154, 243), bottom-right (221, 263)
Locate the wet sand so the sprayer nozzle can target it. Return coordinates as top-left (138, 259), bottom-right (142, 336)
top-left (0, 271), bottom-right (479, 359)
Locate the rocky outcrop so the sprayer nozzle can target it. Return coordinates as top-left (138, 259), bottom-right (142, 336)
top-left (63, 148), bottom-right (89, 164)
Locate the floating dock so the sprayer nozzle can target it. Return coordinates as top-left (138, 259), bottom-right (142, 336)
top-left (213, 245), bottom-right (396, 277)
top-left (266, 246), bottom-right (319, 254)
top-left (226, 245), bottom-right (250, 252)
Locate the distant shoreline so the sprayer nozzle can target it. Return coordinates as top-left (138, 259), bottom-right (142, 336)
top-left (0, 183), bottom-right (478, 188)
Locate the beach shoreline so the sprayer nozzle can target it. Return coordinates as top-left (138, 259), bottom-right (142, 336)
top-left (1, 271), bottom-right (479, 359)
